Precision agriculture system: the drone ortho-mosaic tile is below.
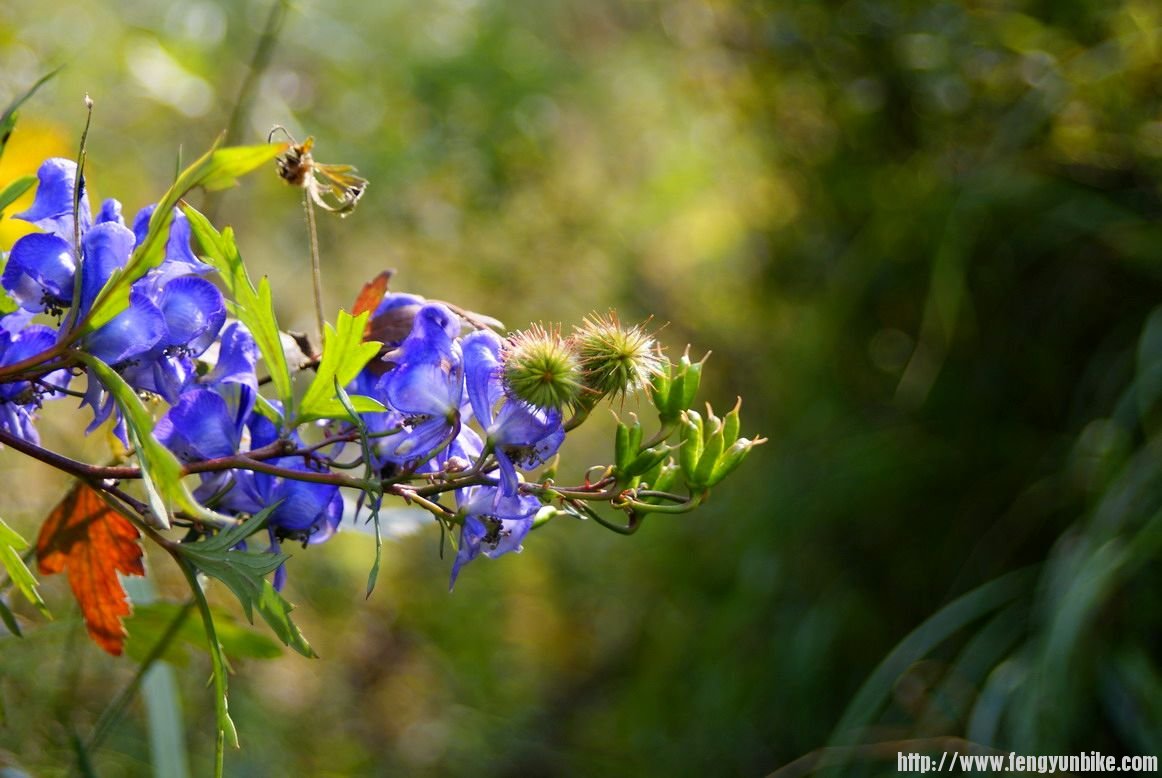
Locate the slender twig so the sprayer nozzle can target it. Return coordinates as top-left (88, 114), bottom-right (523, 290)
top-left (304, 191), bottom-right (326, 348)
top-left (67, 95), bottom-right (94, 330)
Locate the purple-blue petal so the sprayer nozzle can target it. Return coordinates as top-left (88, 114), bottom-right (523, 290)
top-left (15, 158), bottom-right (90, 239)
top-left (133, 205), bottom-right (209, 281)
top-left (79, 221), bottom-right (136, 314)
top-left (155, 389), bottom-right (241, 462)
top-left (462, 329), bottom-right (503, 427)
top-left (95, 198), bottom-right (124, 226)
top-left (2, 233), bottom-right (76, 312)
top-left (155, 276), bottom-right (225, 354)
top-left (84, 288), bottom-right (166, 364)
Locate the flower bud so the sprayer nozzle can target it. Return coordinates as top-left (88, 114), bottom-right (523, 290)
top-left (574, 312), bottom-right (664, 401)
top-left (502, 323), bottom-right (583, 410)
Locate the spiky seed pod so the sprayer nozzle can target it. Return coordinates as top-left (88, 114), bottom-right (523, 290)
top-left (573, 312), bottom-right (665, 401)
top-left (502, 323), bottom-right (584, 410)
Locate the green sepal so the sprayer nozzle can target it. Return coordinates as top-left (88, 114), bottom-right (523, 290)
top-left (84, 142), bottom-right (287, 333)
top-left (296, 309), bottom-right (384, 424)
top-left (678, 410), bottom-right (704, 482)
top-left (0, 517), bottom-right (49, 620)
top-left (182, 205), bottom-right (295, 412)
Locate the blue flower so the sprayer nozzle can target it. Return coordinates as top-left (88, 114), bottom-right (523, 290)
top-left (462, 329), bottom-right (564, 499)
top-left (0, 320), bottom-right (69, 444)
top-left (449, 484), bottom-right (542, 588)
top-left (374, 303), bottom-right (464, 466)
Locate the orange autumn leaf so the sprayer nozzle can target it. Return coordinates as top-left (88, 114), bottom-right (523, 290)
top-left (36, 484), bottom-right (145, 656)
top-left (352, 270), bottom-right (393, 322)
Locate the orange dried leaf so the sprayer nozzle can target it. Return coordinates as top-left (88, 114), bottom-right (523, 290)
top-left (352, 270), bottom-right (393, 331)
top-left (36, 484), bottom-right (144, 656)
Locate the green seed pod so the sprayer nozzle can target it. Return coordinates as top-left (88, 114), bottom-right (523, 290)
top-left (614, 420), bottom-right (631, 471)
top-left (678, 349), bottom-right (707, 410)
top-left (708, 437), bottom-right (765, 486)
top-left (693, 415), bottom-right (725, 488)
top-left (679, 410), bottom-right (704, 482)
top-left (625, 444), bottom-right (672, 478)
top-left (650, 461), bottom-right (682, 498)
top-left (722, 398), bottom-right (742, 447)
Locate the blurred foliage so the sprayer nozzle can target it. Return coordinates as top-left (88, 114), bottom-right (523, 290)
top-left (1, 0), bottom-right (1161, 775)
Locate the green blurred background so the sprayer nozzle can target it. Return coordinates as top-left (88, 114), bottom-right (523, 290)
top-left (2, 0), bottom-right (1162, 775)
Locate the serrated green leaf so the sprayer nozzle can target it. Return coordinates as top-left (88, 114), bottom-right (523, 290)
top-left (83, 141), bottom-right (287, 333)
top-left (178, 544), bottom-right (287, 622)
top-left (254, 579), bottom-right (316, 657)
top-left (75, 352), bottom-right (207, 528)
top-left (0, 517), bottom-right (49, 618)
top-left (297, 310), bottom-right (383, 424)
top-left (180, 542), bottom-right (317, 658)
top-left (0, 68), bottom-right (61, 160)
top-left (182, 205), bottom-right (294, 412)
top-left (0, 175), bottom-right (35, 218)
top-left (125, 601), bottom-right (283, 666)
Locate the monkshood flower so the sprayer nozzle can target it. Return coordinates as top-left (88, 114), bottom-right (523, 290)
top-left (376, 303), bottom-right (464, 466)
top-left (156, 326), bottom-right (341, 588)
top-left (2, 158), bottom-right (225, 428)
top-left (0, 319), bottom-right (69, 444)
top-left (450, 484), bottom-right (542, 588)
top-left (462, 329), bottom-right (564, 499)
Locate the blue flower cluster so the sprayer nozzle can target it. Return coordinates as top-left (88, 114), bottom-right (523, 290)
top-left (1, 157), bottom-right (569, 586)
top-left (347, 301), bottom-right (564, 584)
top-left (1, 158), bottom-right (225, 442)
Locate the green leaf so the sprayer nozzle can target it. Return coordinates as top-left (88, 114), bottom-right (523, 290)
top-left (177, 511), bottom-right (317, 658)
top-left (182, 205), bottom-right (294, 412)
top-left (125, 602), bottom-right (283, 666)
top-left (0, 517), bottom-right (49, 618)
top-left (253, 579), bottom-right (316, 658)
top-left (0, 68), bottom-right (62, 160)
top-left (0, 175), bottom-right (35, 218)
top-left (0, 598), bottom-right (21, 636)
top-left (83, 141), bottom-right (287, 333)
top-left (826, 567), bottom-right (1037, 752)
top-left (74, 352), bottom-right (207, 528)
top-left (296, 309), bottom-right (384, 424)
